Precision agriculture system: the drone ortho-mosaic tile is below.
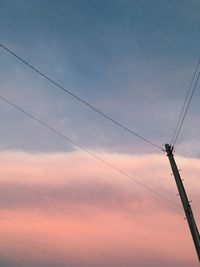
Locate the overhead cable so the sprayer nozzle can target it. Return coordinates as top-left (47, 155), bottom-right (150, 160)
top-left (0, 94), bottom-right (180, 208)
top-left (170, 59), bottom-right (200, 145)
top-left (171, 60), bottom-right (200, 147)
top-left (0, 43), bottom-right (162, 151)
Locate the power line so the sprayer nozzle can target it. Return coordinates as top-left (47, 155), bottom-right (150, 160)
top-left (0, 94), bottom-right (180, 208)
top-left (171, 61), bottom-right (200, 147)
top-left (0, 43), bottom-right (162, 151)
top-left (170, 59), bottom-right (200, 146)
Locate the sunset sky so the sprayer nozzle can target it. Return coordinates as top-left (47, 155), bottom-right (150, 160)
top-left (0, 0), bottom-right (200, 266)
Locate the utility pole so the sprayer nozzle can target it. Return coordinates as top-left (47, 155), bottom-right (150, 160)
top-left (165, 144), bottom-right (200, 262)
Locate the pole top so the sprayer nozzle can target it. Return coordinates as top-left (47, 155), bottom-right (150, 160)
top-left (165, 144), bottom-right (174, 156)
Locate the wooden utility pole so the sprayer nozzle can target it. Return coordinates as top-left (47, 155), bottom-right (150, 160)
top-left (165, 144), bottom-right (200, 262)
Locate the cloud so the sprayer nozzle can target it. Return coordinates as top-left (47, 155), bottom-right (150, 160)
top-left (0, 181), bottom-right (142, 212)
top-left (1, 1), bottom-right (200, 265)
top-left (0, 150), bottom-right (199, 266)
top-left (1, 0), bottom-right (200, 156)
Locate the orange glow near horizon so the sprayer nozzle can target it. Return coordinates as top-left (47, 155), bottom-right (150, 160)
top-left (0, 151), bottom-right (199, 266)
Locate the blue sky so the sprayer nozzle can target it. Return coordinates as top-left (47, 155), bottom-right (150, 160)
top-left (0, 0), bottom-right (200, 155)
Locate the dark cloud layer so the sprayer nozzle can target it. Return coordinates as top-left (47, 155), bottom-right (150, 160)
top-left (0, 181), bottom-right (141, 211)
top-left (0, 255), bottom-right (195, 267)
top-left (0, 0), bottom-right (200, 155)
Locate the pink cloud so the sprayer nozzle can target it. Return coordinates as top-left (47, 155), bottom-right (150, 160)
top-left (0, 151), bottom-right (199, 266)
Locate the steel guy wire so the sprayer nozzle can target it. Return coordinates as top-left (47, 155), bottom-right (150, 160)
top-left (0, 43), bottom-right (162, 151)
top-left (172, 65), bottom-right (200, 147)
top-left (0, 94), bottom-right (180, 208)
top-left (170, 59), bottom-right (200, 146)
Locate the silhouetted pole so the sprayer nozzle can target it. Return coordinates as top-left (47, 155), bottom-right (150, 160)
top-left (165, 144), bottom-right (200, 262)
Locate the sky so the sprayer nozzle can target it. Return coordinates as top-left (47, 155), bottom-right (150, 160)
top-left (0, 0), bottom-right (200, 266)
